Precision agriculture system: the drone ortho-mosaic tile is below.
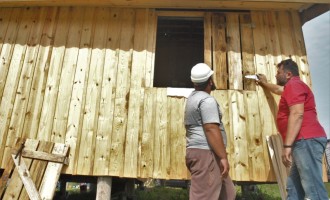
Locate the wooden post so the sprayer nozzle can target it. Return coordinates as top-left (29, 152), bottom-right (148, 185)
top-left (96, 177), bottom-right (112, 200)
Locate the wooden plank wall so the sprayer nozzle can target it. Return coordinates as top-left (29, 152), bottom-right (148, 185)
top-left (0, 7), bottom-right (311, 181)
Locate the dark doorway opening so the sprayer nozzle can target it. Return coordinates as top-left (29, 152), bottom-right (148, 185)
top-left (153, 17), bottom-right (204, 88)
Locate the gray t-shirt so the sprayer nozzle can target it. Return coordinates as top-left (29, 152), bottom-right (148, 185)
top-left (184, 90), bottom-right (227, 150)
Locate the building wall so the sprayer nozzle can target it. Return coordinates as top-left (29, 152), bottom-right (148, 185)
top-left (0, 6), bottom-right (310, 181)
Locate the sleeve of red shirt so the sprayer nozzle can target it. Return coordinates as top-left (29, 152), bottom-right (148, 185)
top-left (284, 82), bottom-right (307, 107)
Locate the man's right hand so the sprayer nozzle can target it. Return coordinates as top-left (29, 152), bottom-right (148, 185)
top-left (256, 74), bottom-right (267, 86)
top-left (220, 158), bottom-right (230, 178)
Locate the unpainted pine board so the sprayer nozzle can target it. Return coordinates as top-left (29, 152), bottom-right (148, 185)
top-left (272, 135), bottom-right (289, 192)
top-left (211, 13), bottom-right (227, 89)
top-left (139, 88), bottom-right (154, 178)
top-left (36, 7), bottom-right (71, 142)
top-left (22, 7), bottom-right (58, 140)
top-left (228, 90), bottom-right (249, 181)
top-left (203, 12), bottom-right (212, 67)
top-left (3, 139), bottom-right (39, 200)
top-left (226, 13), bottom-right (243, 90)
top-left (76, 7), bottom-right (107, 175)
top-left (19, 140), bottom-right (54, 200)
top-left (0, 8), bottom-right (23, 166)
top-left (0, 137), bottom-right (25, 197)
top-left (153, 88), bottom-right (169, 179)
top-left (266, 136), bottom-right (286, 200)
top-left (0, 8), bottom-right (22, 101)
top-left (290, 11), bottom-right (312, 87)
top-left (8, 7), bottom-right (47, 143)
top-left (51, 7), bottom-right (85, 144)
top-left (124, 9), bottom-right (149, 178)
top-left (240, 14), bottom-right (256, 91)
top-left (109, 8), bottom-right (135, 177)
top-left (0, 8), bottom-right (40, 168)
top-left (90, 8), bottom-right (122, 176)
top-left (0, 8), bottom-right (13, 54)
top-left (39, 143), bottom-right (69, 200)
top-left (144, 9), bottom-right (157, 87)
top-left (243, 91), bottom-right (266, 181)
top-left (251, 11), bottom-right (278, 181)
top-left (213, 90), bottom-right (235, 179)
top-left (276, 11), bottom-right (296, 60)
top-left (168, 96), bottom-right (186, 179)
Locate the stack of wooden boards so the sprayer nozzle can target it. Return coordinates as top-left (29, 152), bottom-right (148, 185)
top-left (0, 137), bottom-right (69, 200)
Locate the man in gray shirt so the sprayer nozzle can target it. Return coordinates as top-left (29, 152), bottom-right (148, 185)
top-left (185, 63), bottom-right (236, 200)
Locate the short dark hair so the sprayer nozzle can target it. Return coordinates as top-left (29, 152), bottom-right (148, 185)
top-left (277, 59), bottom-right (299, 76)
top-left (194, 77), bottom-right (211, 90)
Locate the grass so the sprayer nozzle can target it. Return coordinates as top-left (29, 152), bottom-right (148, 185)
top-left (54, 182), bottom-right (330, 200)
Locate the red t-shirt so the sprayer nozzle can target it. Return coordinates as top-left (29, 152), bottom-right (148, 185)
top-left (277, 76), bottom-right (326, 142)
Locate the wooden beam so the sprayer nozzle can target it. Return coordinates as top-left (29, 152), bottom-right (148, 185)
top-left (11, 149), bottom-right (69, 165)
top-left (300, 4), bottom-right (330, 25)
top-left (0, 0), bottom-right (315, 11)
top-left (96, 177), bottom-right (112, 200)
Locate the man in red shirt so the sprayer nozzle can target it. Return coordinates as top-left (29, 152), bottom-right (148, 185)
top-left (257, 59), bottom-right (328, 200)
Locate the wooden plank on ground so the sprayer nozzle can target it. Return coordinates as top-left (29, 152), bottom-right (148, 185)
top-left (36, 7), bottom-right (71, 141)
top-left (240, 14), bottom-right (256, 91)
top-left (2, 139), bottom-right (39, 200)
top-left (0, 7), bottom-right (39, 168)
top-left (22, 7), bottom-right (58, 140)
top-left (139, 88), bottom-right (154, 178)
top-left (39, 143), bottom-right (69, 200)
top-left (51, 7), bottom-right (85, 144)
top-left (244, 91), bottom-right (266, 181)
top-left (109, 8), bottom-right (135, 177)
top-left (211, 13), bottom-right (227, 89)
top-left (153, 89), bottom-right (170, 179)
top-left (19, 140), bottom-right (54, 200)
top-left (228, 90), bottom-right (249, 180)
top-left (226, 13), bottom-right (243, 90)
top-left (124, 9), bottom-right (149, 178)
top-left (77, 7), bottom-right (106, 175)
top-left (144, 9), bottom-right (156, 87)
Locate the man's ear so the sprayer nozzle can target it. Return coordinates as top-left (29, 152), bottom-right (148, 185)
top-left (286, 71), bottom-right (293, 78)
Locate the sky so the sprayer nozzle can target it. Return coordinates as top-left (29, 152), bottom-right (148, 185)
top-left (302, 11), bottom-right (330, 138)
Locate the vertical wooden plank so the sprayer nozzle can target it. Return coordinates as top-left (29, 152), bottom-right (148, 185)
top-left (0, 7), bottom-right (40, 167)
top-left (204, 12), bottom-right (212, 67)
top-left (290, 11), bottom-right (311, 87)
top-left (251, 11), bottom-right (277, 181)
top-left (213, 90), bottom-right (233, 178)
top-left (96, 177), bottom-right (112, 200)
top-left (0, 8), bottom-right (22, 166)
top-left (2, 139), bottom-right (39, 200)
top-left (7, 7), bottom-right (47, 144)
top-left (37, 7), bottom-right (72, 141)
top-left (228, 90), bottom-right (249, 180)
top-left (0, 8), bottom-right (13, 54)
top-left (169, 96), bottom-right (186, 179)
top-left (19, 141), bottom-right (54, 200)
top-left (240, 14), bottom-right (256, 91)
top-left (244, 91), bottom-right (266, 181)
top-left (39, 143), bottom-right (68, 199)
top-left (212, 13), bottom-right (227, 89)
top-left (144, 9), bottom-right (156, 87)
top-left (51, 7), bottom-right (85, 144)
top-left (109, 8), bottom-right (135, 177)
top-left (153, 88), bottom-right (170, 179)
top-left (76, 7), bottom-right (106, 175)
top-left (22, 7), bottom-right (58, 140)
top-left (0, 8), bottom-right (22, 101)
top-left (226, 13), bottom-right (243, 90)
top-left (124, 9), bottom-right (149, 177)
top-left (93, 8), bottom-right (122, 176)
